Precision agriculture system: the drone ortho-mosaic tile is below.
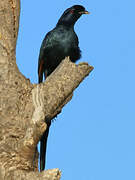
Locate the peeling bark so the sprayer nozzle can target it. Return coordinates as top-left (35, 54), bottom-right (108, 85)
top-left (0, 0), bottom-right (93, 179)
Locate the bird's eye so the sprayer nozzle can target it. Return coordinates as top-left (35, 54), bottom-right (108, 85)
top-left (70, 10), bottom-right (74, 14)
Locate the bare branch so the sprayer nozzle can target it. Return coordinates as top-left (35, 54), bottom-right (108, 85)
top-left (5, 168), bottom-right (61, 180)
top-left (20, 57), bottom-right (93, 153)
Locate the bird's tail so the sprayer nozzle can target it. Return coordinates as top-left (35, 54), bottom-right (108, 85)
top-left (40, 123), bottom-right (51, 171)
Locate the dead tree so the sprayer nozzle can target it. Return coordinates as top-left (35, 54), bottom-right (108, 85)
top-left (0, 1), bottom-right (93, 179)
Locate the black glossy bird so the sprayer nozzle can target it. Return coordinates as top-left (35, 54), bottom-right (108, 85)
top-left (38, 5), bottom-right (89, 171)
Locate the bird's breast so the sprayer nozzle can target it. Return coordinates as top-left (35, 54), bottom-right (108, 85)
top-left (43, 26), bottom-right (80, 68)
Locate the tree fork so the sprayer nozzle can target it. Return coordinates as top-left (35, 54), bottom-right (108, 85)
top-left (0, 0), bottom-right (93, 179)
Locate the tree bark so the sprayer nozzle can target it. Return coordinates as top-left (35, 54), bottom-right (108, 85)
top-left (0, 0), bottom-right (93, 179)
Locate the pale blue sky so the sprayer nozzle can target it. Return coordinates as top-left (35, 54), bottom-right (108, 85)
top-left (16, 0), bottom-right (135, 179)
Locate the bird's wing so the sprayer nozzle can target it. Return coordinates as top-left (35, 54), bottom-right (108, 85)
top-left (38, 30), bottom-right (58, 83)
top-left (38, 59), bottom-right (44, 83)
top-left (38, 41), bottom-right (46, 83)
top-left (38, 32), bottom-right (50, 83)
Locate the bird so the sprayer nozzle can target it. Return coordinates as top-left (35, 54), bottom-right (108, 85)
top-left (38, 5), bottom-right (89, 171)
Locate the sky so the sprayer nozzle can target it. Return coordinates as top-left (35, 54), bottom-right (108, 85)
top-left (16, 0), bottom-right (135, 179)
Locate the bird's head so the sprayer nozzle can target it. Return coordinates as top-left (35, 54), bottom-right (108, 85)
top-left (57, 5), bottom-right (89, 27)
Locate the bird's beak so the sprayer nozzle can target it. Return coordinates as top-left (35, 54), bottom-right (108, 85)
top-left (79, 10), bottom-right (90, 15)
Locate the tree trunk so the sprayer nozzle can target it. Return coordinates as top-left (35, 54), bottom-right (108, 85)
top-left (0, 0), bottom-right (93, 179)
